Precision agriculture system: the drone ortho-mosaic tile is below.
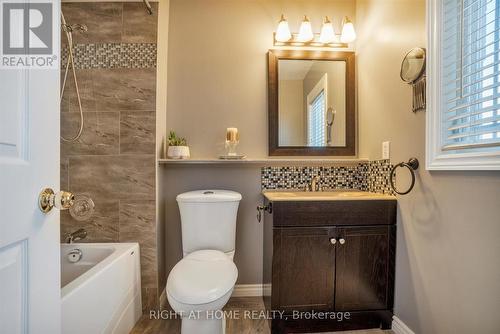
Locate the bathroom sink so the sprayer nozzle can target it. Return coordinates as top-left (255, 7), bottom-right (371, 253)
top-left (262, 190), bottom-right (395, 202)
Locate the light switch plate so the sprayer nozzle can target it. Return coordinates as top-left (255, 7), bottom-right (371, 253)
top-left (382, 141), bottom-right (390, 160)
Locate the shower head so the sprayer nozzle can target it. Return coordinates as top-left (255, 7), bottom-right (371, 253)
top-left (63, 23), bottom-right (88, 34)
top-left (73, 24), bottom-right (88, 33)
top-left (143, 0), bottom-right (153, 15)
top-left (61, 11), bottom-right (88, 34)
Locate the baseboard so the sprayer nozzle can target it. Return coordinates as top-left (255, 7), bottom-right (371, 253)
top-left (392, 316), bottom-right (415, 334)
top-left (231, 284), bottom-right (271, 297)
top-left (262, 283), bottom-right (271, 297)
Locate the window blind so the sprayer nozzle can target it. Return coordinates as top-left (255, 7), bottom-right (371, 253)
top-left (308, 90), bottom-right (326, 146)
top-left (442, 0), bottom-right (500, 150)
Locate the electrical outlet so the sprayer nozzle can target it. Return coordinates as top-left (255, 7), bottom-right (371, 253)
top-left (382, 141), bottom-right (390, 160)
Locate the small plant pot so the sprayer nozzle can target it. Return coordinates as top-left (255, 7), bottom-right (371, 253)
top-left (167, 146), bottom-right (190, 159)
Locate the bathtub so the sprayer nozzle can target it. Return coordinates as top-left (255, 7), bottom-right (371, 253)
top-left (61, 243), bottom-right (142, 334)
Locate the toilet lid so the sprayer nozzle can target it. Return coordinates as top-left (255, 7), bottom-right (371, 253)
top-left (167, 250), bottom-right (238, 305)
top-left (176, 190), bottom-right (242, 203)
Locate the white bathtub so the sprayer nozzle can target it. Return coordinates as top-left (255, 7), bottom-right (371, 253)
top-left (61, 243), bottom-right (142, 334)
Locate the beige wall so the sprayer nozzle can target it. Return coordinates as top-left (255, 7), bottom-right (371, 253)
top-left (303, 61), bottom-right (346, 146)
top-left (167, 0), bottom-right (355, 158)
top-left (164, 1), bottom-right (500, 332)
top-left (156, 0), bottom-right (169, 302)
top-left (357, 0), bottom-right (500, 333)
top-left (164, 165), bottom-right (264, 284)
top-left (165, 0), bottom-right (357, 284)
top-left (279, 80), bottom-right (304, 145)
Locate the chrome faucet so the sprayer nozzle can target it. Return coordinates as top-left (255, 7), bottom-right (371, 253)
top-left (309, 176), bottom-right (321, 192)
top-left (66, 228), bottom-right (87, 244)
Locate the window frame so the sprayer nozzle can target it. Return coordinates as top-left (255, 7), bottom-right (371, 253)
top-left (306, 73), bottom-right (328, 146)
top-left (426, 0), bottom-right (500, 170)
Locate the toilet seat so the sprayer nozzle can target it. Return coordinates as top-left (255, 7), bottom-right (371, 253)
top-left (167, 250), bottom-right (238, 305)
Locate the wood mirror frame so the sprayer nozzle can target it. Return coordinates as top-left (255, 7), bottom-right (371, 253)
top-left (268, 49), bottom-right (356, 156)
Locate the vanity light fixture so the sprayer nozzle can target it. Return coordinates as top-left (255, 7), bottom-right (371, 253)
top-left (273, 15), bottom-right (355, 48)
top-left (340, 16), bottom-right (356, 43)
top-left (297, 16), bottom-right (314, 42)
top-left (319, 16), bottom-right (336, 44)
top-left (275, 14), bottom-right (292, 42)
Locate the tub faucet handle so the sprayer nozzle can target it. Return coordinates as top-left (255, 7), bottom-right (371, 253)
top-left (66, 229), bottom-right (87, 244)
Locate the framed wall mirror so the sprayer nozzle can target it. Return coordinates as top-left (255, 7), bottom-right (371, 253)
top-left (268, 50), bottom-right (355, 156)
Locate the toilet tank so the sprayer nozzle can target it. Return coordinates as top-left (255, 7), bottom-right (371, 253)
top-left (177, 190), bottom-right (242, 256)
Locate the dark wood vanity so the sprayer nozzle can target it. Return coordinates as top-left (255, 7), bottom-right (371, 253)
top-left (262, 191), bottom-right (397, 333)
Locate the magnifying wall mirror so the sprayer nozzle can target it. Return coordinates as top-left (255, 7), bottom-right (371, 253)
top-left (401, 47), bottom-right (426, 112)
top-left (326, 107), bottom-right (336, 145)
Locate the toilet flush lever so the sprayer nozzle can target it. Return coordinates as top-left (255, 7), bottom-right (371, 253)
top-left (256, 204), bottom-right (272, 223)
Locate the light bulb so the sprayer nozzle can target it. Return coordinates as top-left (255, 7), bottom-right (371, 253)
top-left (297, 16), bottom-right (314, 42)
top-left (319, 16), bottom-right (336, 44)
top-left (340, 16), bottom-right (356, 43)
top-left (275, 14), bottom-right (291, 42)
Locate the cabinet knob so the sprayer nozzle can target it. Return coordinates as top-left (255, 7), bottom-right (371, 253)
top-left (339, 238), bottom-right (346, 245)
top-left (329, 237), bottom-right (337, 245)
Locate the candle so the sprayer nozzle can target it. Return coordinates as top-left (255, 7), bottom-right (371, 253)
top-left (226, 127), bottom-right (239, 142)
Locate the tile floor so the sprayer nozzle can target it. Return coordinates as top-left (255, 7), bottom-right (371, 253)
top-left (130, 297), bottom-right (393, 334)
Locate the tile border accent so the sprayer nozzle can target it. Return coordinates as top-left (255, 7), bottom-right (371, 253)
top-left (61, 43), bottom-right (157, 69)
top-left (261, 159), bottom-right (395, 195)
top-left (261, 165), bottom-right (362, 191)
top-left (359, 159), bottom-right (395, 194)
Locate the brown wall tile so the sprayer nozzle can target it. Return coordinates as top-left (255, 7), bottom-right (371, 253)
top-left (61, 157), bottom-right (69, 190)
top-left (60, 199), bottom-right (119, 243)
top-left (60, 69), bottom-right (96, 113)
top-left (138, 246), bottom-right (158, 288)
top-left (62, 112), bottom-right (120, 156)
top-left (61, 3), bottom-right (123, 44)
top-left (93, 69), bottom-right (156, 111)
top-left (142, 287), bottom-right (158, 313)
top-left (120, 200), bottom-right (157, 288)
top-left (60, 2), bottom-right (158, 312)
top-left (119, 200), bottom-right (156, 245)
top-left (120, 111), bottom-right (156, 154)
top-left (69, 155), bottom-right (155, 200)
top-left (122, 3), bottom-right (158, 43)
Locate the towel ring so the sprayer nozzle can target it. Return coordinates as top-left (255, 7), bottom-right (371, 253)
top-left (390, 158), bottom-right (419, 195)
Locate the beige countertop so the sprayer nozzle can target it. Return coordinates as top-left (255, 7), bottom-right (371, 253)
top-left (262, 190), bottom-right (396, 202)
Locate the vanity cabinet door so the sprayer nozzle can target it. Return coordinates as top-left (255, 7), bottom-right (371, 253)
top-left (334, 225), bottom-right (395, 311)
top-left (272, 227), bottom-right (335, 312)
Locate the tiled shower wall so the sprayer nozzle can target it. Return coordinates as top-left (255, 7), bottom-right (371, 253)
top-left (261, 160), bottom-right (395, 194)
top-left (60, 2), bottom-right (158, 311)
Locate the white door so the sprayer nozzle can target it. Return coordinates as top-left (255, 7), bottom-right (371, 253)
top-left (0, 0), bottom-right (61, 332)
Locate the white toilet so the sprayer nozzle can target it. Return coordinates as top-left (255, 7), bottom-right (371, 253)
top-left (166, 190), bottom-right (242, 334)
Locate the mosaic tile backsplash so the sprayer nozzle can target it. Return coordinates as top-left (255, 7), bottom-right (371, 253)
top-left (358, 159), bottom-right (395, 194)
top-left (261, 160), bottom-right (395, 195)
top-left (61, 43), bottom-right (157, 69)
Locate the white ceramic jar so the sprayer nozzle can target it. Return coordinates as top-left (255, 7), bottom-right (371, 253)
top-left (167, 146), bottom-right (190, 159)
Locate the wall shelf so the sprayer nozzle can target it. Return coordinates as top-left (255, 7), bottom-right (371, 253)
top-left (158, 158), bottom-right (368, 166)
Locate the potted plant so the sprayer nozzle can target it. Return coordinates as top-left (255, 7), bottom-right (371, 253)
top-left (167, 131), bottom-right (190, 159)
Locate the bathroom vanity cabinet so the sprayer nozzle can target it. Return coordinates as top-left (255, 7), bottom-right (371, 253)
top-left (262, 192), bottom-right (397, 333)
